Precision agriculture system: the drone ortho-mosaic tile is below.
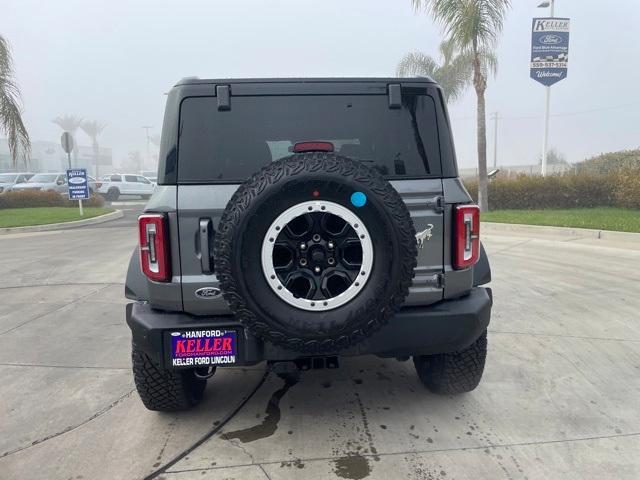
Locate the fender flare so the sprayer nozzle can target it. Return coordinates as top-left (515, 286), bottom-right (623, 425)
top-left (124, 247), bottom-right (149, 301)
top-left (472, 243), bottom-right (491, 286)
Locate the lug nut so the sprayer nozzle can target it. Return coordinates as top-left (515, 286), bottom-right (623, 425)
top-left (312, 234), bottom-right (321, 242)
top-left (299, 242), bottom-right (307, 251)
top-left (314, 266), bottom-right (321, 273)
top-left (327, 257), bottom-right (335, 265)
top-left (327, 241), bottom-right (335, 250)
top-left (299, 258), bottom-right (308, 266)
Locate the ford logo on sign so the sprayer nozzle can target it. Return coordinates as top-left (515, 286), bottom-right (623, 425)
top-left (195, 287), bottom-right (222, 299)
top-left (539, 34), bottom-right (562, 45)
top-left (68, 177), bottom-right (86, 185)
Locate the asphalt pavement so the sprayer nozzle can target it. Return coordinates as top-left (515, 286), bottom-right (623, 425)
top-left (1, 213), bottom-right (639, 480)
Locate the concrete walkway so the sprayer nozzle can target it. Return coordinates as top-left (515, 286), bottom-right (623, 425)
top-left (1, 221), bottom-right (639, 479)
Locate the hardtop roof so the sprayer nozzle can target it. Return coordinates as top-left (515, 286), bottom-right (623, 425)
top-left (174, 76), bottom-right (436, 86)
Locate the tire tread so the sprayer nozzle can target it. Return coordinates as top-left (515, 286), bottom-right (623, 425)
top-left (414, 331), bottom-right (488, 395)
top-left (131, 342), bottom-right (206, 411)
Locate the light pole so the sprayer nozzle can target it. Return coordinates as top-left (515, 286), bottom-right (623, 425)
top-left (142, 126), bottom-right (153, 171)
top-left (538, 0), bottom-right (555, 176)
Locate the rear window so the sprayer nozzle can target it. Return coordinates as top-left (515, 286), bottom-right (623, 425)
top-left (178, 95), bottom-right (441, 183)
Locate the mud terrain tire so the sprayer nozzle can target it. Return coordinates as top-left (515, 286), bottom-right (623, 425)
top-left (132, 342), bottom-right (207, 411)
top-left (214, 152), bottom-right (417, 354)
top-left (413, 331), bottom-right (488, 394)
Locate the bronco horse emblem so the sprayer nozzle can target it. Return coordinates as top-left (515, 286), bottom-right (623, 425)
top-left (415, 224), bottom-right (434, 249)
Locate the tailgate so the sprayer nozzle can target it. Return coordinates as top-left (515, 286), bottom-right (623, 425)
top-left (391, 179), bottom-right (445, 306)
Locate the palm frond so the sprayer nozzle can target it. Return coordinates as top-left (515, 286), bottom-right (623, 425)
top-left (413, 0), bottom-right (510, 51)
top-left (0, 35), bottom-right (30, 166)
top-left (396, 52), bottom-right (440, 78)
top-left (396, 42), bottom-right (475, 103)
top-left (80, 120), bottom-right (107, 140)
top-left (52, 114), bottom-right (84, 133)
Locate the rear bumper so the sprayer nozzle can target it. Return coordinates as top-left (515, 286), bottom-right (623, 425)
top-left (126, 287), bottom-right (492, 368)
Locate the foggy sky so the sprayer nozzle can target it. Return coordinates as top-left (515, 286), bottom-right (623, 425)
top-left (3, 0), bottom-right (640, 170)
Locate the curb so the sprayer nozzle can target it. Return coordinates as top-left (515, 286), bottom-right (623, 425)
top-left (0, 209), bottom-right (124, 235)
top-left (110, 201), bottom-right (147, 206)
top-left (482, 221), bottom-right (640, 243)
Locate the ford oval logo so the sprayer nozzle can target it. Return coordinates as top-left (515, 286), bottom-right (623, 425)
top-left (68, 177), bottom-right (86, 185)
top-left (195, 287), bottom-right (222, 299)
top-left (539, 34), bottom-right (562, 45)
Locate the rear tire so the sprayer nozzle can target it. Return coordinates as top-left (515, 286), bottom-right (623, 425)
top-left (106, 187), bottom-right (120, 201)
top-left (131, 342), bottom-right (207, 411)
top-left (413, 331), bottom-right (487, 395)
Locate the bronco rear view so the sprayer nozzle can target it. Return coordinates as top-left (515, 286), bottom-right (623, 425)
top-left (125, 78), bottom-right (492, 411)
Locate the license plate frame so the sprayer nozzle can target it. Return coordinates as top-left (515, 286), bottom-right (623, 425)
top-left (166, 328), bottom-right (238, 369)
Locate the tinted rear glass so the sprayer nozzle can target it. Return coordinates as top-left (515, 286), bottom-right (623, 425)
top-left (178, 95), bottom-right (441, 182)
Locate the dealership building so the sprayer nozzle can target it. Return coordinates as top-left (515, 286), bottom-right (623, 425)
top-left (0, 138), bottom-right (112, 176)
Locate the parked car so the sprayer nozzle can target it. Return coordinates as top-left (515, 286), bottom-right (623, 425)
top-left (10, 172), bottom-right (100, 196)
top-left (87, 176), bottom-right (101, 195)
top-left (125, 77), bottom-right (492, 412)
top-left (11, 172), bottom-right (68, 193)
top-left (98, 174), bottom-right (155, 200)
top-left (140, 170), bottom-right (158, 184)
top-left (0, 172), bottom-right (34, 193)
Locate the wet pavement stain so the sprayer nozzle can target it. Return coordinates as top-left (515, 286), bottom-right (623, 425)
top-left (280, 458), bottom-right (305, 469)
top-left (221, 374), bottom-right (298, 443)
top-left (353, 391), bottom-right (380, 461)
top-left (333, 453), bottom-right (371, 480)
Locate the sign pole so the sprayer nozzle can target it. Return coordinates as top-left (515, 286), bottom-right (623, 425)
top-left (531, 2), bottom-right (568, 177)
top-left (79, 198), bottom-right (84, 216)
top-left (541, 0), bottom-right (555, 177)
top-left (541, 87), bottom-right (550, 176)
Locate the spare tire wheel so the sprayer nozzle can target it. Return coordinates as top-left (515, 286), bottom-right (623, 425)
top-left (214, 152), bottom-right (417, 353)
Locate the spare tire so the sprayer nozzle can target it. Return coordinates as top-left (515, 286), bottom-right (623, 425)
top-left (214, 152), bottom-right (417, 353)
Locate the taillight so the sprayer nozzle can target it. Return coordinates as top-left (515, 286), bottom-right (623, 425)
top-left (293, 141), bottom-right (334, 153)
top-left (454, 205), bottom-right (480, 270)
top-left (138, 213), bottom-right (170, 282)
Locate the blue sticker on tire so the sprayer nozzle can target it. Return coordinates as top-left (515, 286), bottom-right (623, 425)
top-left (351, 191), bottom-right (367, 207)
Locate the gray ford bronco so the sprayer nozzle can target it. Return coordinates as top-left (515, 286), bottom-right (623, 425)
top-left (125, 77), bottom-right (492, 412)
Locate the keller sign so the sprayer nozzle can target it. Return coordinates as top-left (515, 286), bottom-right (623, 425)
top-left (66, 169), bottom-right (90, 200)
top-left (530, 17), bottom-right (570, 86)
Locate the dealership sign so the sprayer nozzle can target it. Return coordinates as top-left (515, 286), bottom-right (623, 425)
top-left (66, 169), bottom-right (90, 200)
top-left (530, 17), bottom-right (570, 86)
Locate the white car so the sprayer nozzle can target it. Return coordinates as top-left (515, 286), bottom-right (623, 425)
top-left (0, 172), bottom-right (34, 193)
top-left (98, 174), bottom-right (155, 200)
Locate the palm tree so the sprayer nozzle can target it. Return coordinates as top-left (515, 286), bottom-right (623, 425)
top-left (52, 114), bottom-right (83, 166)
top-left (0, 35), bottom-right (30, 167)
top-left (412, 0), bottom-right (511, 211)
top-left (80, 120), bottom-right (107, 177)
top-left (397, 40), bottom-right (475, 103)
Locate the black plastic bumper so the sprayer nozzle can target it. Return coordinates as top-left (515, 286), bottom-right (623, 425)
top-left (126, 287), bottom-right (492, 368)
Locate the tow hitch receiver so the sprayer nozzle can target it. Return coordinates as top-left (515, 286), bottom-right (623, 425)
top-left (268, 357), bottom-right (340, 375)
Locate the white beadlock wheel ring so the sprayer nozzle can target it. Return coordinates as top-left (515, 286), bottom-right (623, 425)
top-left (261, 200), bottom-right (373, 311)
